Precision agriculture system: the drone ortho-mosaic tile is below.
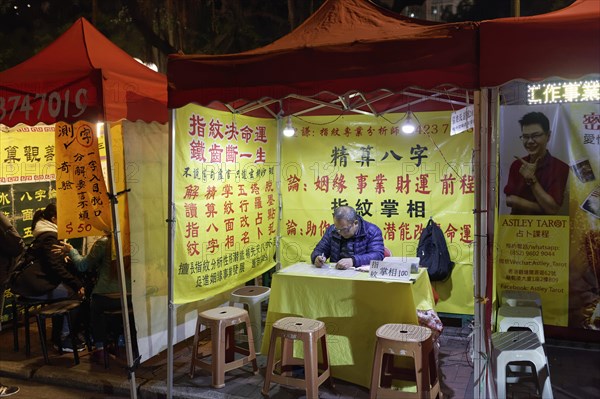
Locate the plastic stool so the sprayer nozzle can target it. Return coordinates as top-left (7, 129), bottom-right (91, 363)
top-left (189, 306), bottom-right (258, 388)
top-left (101, 307), bottom-right (137, 369)
top-left (93, 292), bottom-right (136, 369)
top-left (498, 306), bottom-right (545, 344)
top-left (11, 296), bottom-right (49, 355)
top-left (369, 323), bottom-right (441, 399)
top-left (262, 317), bottom-right (333, 399)
top-left (492, 331), bottom-right (553, 398)
top-left (229, 285), bottom-right (270, 354)
top-left (501, 290), bottom-right (542, 308)
top-left (35, 300), bottom-right (84, 365)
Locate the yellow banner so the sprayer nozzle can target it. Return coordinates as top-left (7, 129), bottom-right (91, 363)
top-left (280, 111), bottom-right (475, 314)
top-left (103, 122), bottom-right (131, 256)
top-left (174, 105), bottom-right (278, 304)
top-left (0, 124), bottom-right (55, 184)
top-left (55, 121), bottom-right (111, 238)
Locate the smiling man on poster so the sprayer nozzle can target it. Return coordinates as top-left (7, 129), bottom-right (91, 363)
top-left (504, 111), bottom-right (570, 215)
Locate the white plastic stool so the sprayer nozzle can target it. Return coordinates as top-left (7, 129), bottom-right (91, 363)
top-left (501, 290), bottom-right (542, 308)
top-left (498, 305), bottom-right (545, 344)
top-left (492, 331), bottom-right (553, 399)
top-left (229, 285), bottom-right (270, 354)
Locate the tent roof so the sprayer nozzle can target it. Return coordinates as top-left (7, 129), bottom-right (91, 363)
top-left (167, 0), bottom-right (479, 115)
top-left (0, 17), bottom-right (167, 127)
top-left (480, 0), bottom-right (600, 87)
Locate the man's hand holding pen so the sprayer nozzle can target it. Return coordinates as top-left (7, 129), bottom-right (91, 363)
top-left (315, 253), bottom-right (326, 268)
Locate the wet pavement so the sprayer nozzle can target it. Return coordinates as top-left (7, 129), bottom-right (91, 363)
top-left (0, 312), bottom-right (598, 398)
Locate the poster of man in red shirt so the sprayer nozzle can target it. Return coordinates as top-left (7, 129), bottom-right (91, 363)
top-left (503, 111), bottom-right (570, 215)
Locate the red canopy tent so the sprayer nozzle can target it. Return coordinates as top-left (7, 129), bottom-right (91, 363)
top-left (168, 0), bottom-right (479, 116)
top-left (480, 0), bottom-right (600, 87)
top-left (166, 1), bottom-right (487, 397)
top-left (0, 17), bottom-right (167, 127)
top-left (0, 18), bottom-right (169, 399)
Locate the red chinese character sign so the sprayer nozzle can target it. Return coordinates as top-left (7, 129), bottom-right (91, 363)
top-left (55, 121), bottom-right (112, 238)
top-left (497, 103), bottom-right (600, 328)
top-left (174, 105), bottom-right (277, 303)
top-left (280, 111), bottom-right (475, 315)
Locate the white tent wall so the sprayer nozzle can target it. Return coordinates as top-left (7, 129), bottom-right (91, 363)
top-left (122, 120), bottom-right (169, 361)
top-left (123, 119), bottom-right (241, 360)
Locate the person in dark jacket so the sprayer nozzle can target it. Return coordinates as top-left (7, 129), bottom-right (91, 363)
top-left (12, 203), bottom-right (85, 352)
top-left (55, 235), bottom-right (134, 363)
top-left (0, 213), bottom-right (23, 397)
top-left (0, 213), bottom-right (25, 285)
top-left (13, 204), bottom-right (85, 300)
top-left (311, 206), bottom-right (384, 270)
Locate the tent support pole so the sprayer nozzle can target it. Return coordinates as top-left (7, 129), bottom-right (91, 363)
top-left (473, 90), bottom-right (488, 399)
top-left (166, 109), bottom-right (177, 399)
top-left (275, 116), bottom-right (283, 269)
top-left (486, 88), bottom-right (500, 398)
top-left (102, 121), bottom-right (138, 399)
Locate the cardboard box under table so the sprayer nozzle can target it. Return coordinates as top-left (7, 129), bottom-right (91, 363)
top-left (261, 263), bottom-right (435, 388)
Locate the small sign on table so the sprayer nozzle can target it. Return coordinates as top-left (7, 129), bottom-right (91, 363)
top-left (369, 257), bottom-right (420, 281)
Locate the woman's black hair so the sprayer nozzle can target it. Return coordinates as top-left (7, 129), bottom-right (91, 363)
top-left (42, 203), bottom-right (57, 221)
top-left (31, 209), bottom-right (45, 230)
top-left (32, 202), bottom-right (57, 229)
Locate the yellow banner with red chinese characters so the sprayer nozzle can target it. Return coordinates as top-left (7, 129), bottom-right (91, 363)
top-left (173, 105), bottom-right (278, 304)
top-left (279, 111), bottom-right (475, 315)
top-left (0, 124), bottom-right (56, 184)
top-left (496, 103), bottom-right (600, 328)
top-left (55, 121), bottom-right (111, 238)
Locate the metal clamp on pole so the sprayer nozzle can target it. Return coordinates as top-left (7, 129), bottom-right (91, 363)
top-left (106, 188), bottom-right (132, 203)
top-left (126, 355), bottom-right (142, 380)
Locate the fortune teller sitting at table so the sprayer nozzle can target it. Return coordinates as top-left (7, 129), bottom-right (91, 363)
top-left (311, 206), bottom-right (384, 270)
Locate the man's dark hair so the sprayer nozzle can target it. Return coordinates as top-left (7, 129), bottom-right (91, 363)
top-left (519, 112), bottom-right (550, 133)
top-left (333, 206), bottom-right (358, 223)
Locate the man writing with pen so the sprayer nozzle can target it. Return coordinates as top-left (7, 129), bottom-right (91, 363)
top-left (504, 111), bottom-right (569, 215)
top-left (311, 205), bottom-right (385, 270)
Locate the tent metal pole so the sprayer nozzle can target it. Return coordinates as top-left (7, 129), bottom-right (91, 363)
top-left (166, 108), bottom-right (177, 399)
top-left (487, 88), bottom-right (500, 398)
top-left (102, 121), bottom-right (138, 399)
top-left (473, 90), bottom-right (488, 399)
top-left (275, 116), bottom-right (283, 268)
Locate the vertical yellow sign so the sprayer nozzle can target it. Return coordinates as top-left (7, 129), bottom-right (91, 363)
top-left (173, 105), bottom-right (278, 303)
top-left (55, 121), bottom-right (111, 238)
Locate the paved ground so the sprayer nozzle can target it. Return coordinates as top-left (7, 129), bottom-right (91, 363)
top-left (0, 314), bottom-right (599, 398)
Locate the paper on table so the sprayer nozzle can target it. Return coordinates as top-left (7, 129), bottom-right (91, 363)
top-left (278, 262), bottom-right (360, 277)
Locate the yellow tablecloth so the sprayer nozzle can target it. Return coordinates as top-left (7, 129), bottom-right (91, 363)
top-left (260, 264), bottom-right (435, 388)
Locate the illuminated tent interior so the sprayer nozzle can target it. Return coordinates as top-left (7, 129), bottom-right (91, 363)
top-left (167, 0), bottom-right (487, 393)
